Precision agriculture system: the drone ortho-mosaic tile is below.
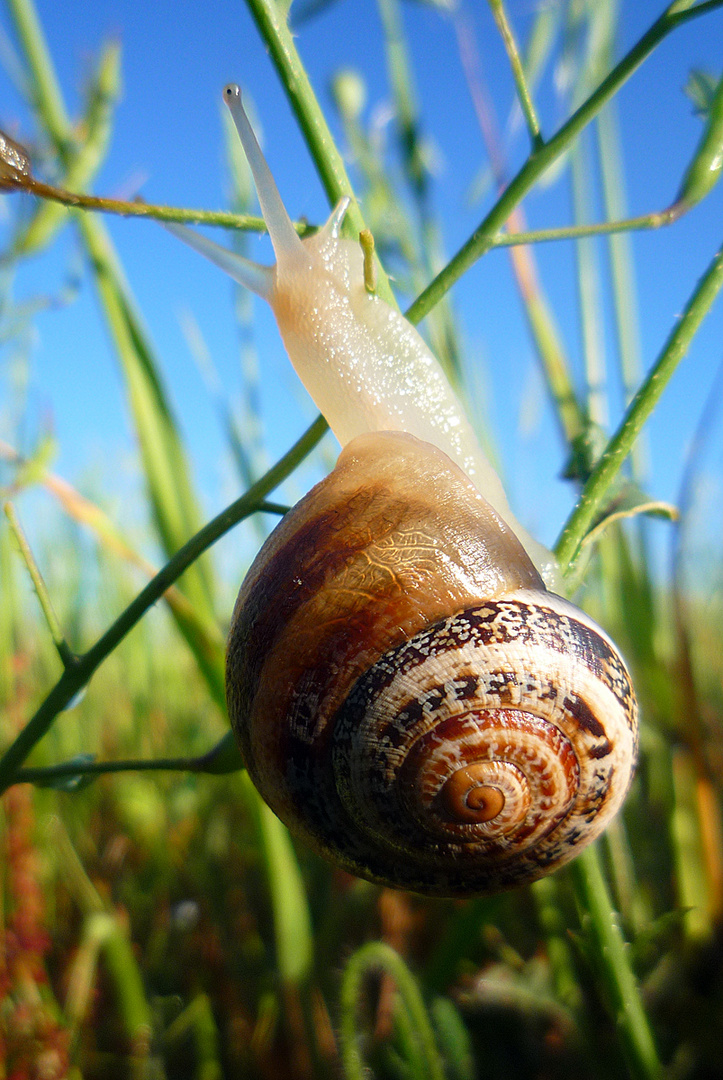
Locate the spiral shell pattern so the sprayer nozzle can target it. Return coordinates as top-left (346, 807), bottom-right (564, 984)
top-left (330, 593), bottom-right (637, 894)
top-left (226, 432), bottom-right (638, 897)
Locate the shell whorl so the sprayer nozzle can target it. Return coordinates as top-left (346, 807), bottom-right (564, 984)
top-left (226, 432), bottom-right (638, 897)
top-left (329, 595), bottom-right (637, 895)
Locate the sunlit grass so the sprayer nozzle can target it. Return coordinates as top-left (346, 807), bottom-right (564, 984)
top-left (2, 0), bottom-right (723, 1077)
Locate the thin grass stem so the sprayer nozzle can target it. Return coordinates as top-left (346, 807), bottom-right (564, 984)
top-left (571, 846), bottom-right (663, 1080)
top-left (10, 40), bottom-right (121, 255)
top-left (453, 6), bottom-right (585, 447)
top-left (51, 816), bottom-right (154, 1054)
top-left (5, 0), bottom-right (71, 148)
top-left (0, 416), bottom-right (328, 794)
top-left (490, 205), bottom-right (690, 247)
top-left (340, 942), bottom-right (445, 1080)
top-left (405, 0), bottom-right (723, 327)
top-left (3, 501), bottom-right (77, 669)
top-left (571, 131), bottom-right (608, 428)
top-left (376, 0), bottom-right (426, 199)
top-left (15, 745), bottom-right (242, 786)
top-left (244, 0), bottom-right (397, 307)
top-left (674, 70), bottom-right (723, 211)
top-left (1, 439), bottom-right (225, 650)
top-left (254, 779), bottom-right (314, 985)
top-left (556, 237), bottom-right (723, 569)
top-left (487, 0), bottom-right (543, 149)
top-left (6, 0), bottom-right (221, 690)
top-left (595, 99), bottom-right (648, 480)
top-left (2, 171), bottom-right (307, 231)
top-left (9, 162), bottom-right (698, 250)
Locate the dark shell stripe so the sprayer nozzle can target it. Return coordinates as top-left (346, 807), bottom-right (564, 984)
top-left (243, 596), bottom-right (637, 897)
top-left (315, 598), bottom-right (637, 893)
top-left (334, 670), bottom-right (624, 849)
top-left (335, 599), bottom-right (636, 740)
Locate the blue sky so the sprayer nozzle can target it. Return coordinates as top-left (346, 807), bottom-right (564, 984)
top-left (1, 0), bottom-right (722, 585)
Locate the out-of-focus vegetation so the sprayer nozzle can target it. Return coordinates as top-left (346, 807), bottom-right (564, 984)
top-left (2, 0), bottom-right (723, 1077)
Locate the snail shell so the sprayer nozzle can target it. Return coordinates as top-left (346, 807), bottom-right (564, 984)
top-left (0, 128), bottom-right (32, 189)
top-left (227, 431), bottom-right (638, 897)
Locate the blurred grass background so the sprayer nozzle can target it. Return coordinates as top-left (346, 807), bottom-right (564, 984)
top-left (1, 0), bottom-right (723, 1077)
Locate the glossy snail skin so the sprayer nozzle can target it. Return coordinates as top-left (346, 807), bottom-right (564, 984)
top-left (170, 87), bottom-right (638, 896)
top-left (167, 84), bottom-right (556, 586)
top-left (226, 432), bottom-right (637, 896)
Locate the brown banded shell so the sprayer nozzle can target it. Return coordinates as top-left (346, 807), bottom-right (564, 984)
top-left (226, 431), bottom-right (638, 897)
top-left (0, 129), bottom-right (31, 190)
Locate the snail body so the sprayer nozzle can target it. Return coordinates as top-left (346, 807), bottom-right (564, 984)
top-left (170, 87), bottom-right (638, 896)
top-left (168, 85), bottom-right (555, 584)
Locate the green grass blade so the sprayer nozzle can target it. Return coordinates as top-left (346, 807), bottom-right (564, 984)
top-left (14, 37), bottom-right (122, 257)
top-left (571, 846), bottom-right (663, 1080)
top-left (6, 0), bottom-right (222, 703)
top-left (556, 235), bottom-right (723, 568)
top-left (340, 942), bottom-right (445, 1080)
top-left (77, 216), bottom-right (216, 612)
top-left (0, 414), bottom-right (327, 791)
top-left (406, 0), bottom-right (723, 326)
top-left (247, 773), bottom-right (313, 985)
top-left (244, 0), bottom-right (397, 307)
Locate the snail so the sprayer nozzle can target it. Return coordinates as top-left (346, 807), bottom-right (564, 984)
top-left (0, 128), bottom-right (32, 189)
top-left (168, 85), bottom-right (638, 897)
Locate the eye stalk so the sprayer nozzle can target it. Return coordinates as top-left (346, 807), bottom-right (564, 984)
top-left (222, 83), bottom-right (305, 264)
top-left (162, 85), bottom-right (560, 587)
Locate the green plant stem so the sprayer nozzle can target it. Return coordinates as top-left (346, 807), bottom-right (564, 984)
top-left (490, 204), bottom-right (682, 247)
top-left (0, 415), bottom-right (328, 795)
top-left (6, 0), bottom-right (71, 148)
top-left (244, 0), bottom-right (397, 307)
top-left (405, 0), bottom-right (723, 326)
top-left (11, 39), bottom-right (121, 256)
top-left (18, 758), bottom-right (212, 781)
top-left (531, 876), bottom-right (582, 1012)
top-left (7, 0), bottom-right (224, 702)
top-left (595, 99), bottom-right (647, 479)
top-left (453, 7), bottom-right (586, 446)
top-left (249, 772), bottom-right (314, 985)
top-left (571, 130), bottom-right (608, 428)
top-left (8, 151), bottom-right (694, 248)
top-left (1, 438), bottom-right (225, 649)
top-left (377, 0), bottom-right (425, 197)
top-left (675, 69), bottom-right (723, 209)
top-left (243, 0), bottom-right (356, 210)
top-left (76, 209), bottom-right (226, 701)
top-left (570, 847), bottom-right (662, 1080)
top-left (3, 501), bottom-right (76, 668)
top-left (551, 238), bottom-right (723, 1080)
top-left (340, 942), bottom-right (445, 1080)
top-left (376, 0), bottom-right (465, 387)
top-left (487, 0), bottom-right (542, 149)
top-left (52, 817), bottom-right (154, 1054)
top-left (3, 171), bottom-right (309, 232)
top-left (555, 236), bottom-right (723, 569)
top-left (14, 740), bottom-right (243, 786)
